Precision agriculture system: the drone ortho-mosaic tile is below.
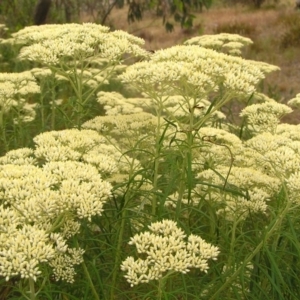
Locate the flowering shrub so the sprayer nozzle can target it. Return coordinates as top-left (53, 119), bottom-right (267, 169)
top-left (0, 24), bottom-right (300, 300)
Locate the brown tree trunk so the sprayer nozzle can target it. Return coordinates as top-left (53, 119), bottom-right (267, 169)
top-left (34, 0), bottom-right (52, 25)
top-left (253, 0), bottom-right (265, 8)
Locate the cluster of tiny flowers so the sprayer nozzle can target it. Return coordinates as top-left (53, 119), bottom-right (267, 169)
top-left (0, 71), bottom-right (40, 120)
top-left (33, 129), bottom-right (119, 176)
top-left (0, 161), bottom-right (112, 222)
top-left (0, 220), bottom-right (55, 281)
top-left (121, 220), bottom-right (219, 286)
top-left (96, 91), bottom-right (149, 115)
top-left (0, 137), bottom-right (112, 282)
top-left (240, 102), bottom-right (292, 134)
top-left (0, 148), bottom-right (36, 165)
top-left (82, 112), bottom-right (157, 156)
top-left (184, 33), bottom-right (253, 56)
top-left (120, 40), bottom-right (278, 102)
top-left (190, 91), bottom-right (300, 217)
top-left (11, 23), bottom-right (149, 65)
top-left (287, 93), bottom-right (300, 109)
top-left (196, 166), bottom-right (281, 219)
top-left (49, 248), bottom-right (85, 283)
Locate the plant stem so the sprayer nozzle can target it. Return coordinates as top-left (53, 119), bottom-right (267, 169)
top-left (109, 199), bottom-right (128, 300)
top-left (110, 159), bottom-right (137, 300)
top-left (82, 260), bottom-right (100, 300)
top-left (75, 239), bottom-right (100, 300)
top-left (0, 110), bottom-right (8, 154)
top-left (151, 98), bottom-right (163, 218)
top-left (28, 278), bottom-right (36, 300)
top-left (208, 184), bottom-right (292, 300)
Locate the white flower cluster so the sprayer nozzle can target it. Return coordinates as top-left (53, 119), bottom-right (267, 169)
top-left (196, 166), bottom-right (281, 220)
top-left (189, 93), bottom-right (300, 219)
top-left (240, 101), bottom-right (292, 134)
top-left (11, 23), bottom-right (149, 65)
top-left (121, 219), bottom-right (219, 286)
top-left (0, 148), bottom-right (36, 165)
top-left (0, 161), bottom-right (112, 222)
top-left (49, 247), bottom-right (85, 283)
top-left (33, 128), bottom-right (135, 176)
top-left (96, 91), bottom-right (148, 115)
top-left (0, 134), bottom-right (112, 281)
top-left (120, 41), bottom-right (279, 101)
top-left (287, 93), bottom-right (300, 109)
top-left (184, 33), bottom-right (253, 56)
top-left (0, 222), bottom-right (55, 281)
top-left (0, 71), bottom-right (40, 122)
top-left (83, 112), bottom-right (157, 155)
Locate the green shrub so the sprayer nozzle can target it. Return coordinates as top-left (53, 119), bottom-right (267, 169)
top-left (280, 13), bottom-right (300, 48)
top-left (213, 21), bottom-right (256, 38)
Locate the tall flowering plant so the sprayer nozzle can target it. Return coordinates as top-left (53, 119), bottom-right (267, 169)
top-left (0, 28), bottom-right (300, 300)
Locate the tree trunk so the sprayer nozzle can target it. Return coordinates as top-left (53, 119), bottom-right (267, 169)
top-left (34, 0), bottom-right (52, 25)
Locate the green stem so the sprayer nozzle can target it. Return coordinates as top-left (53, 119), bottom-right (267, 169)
top-left (74, 63), bottom-right (84, 128)
top-left (208, 184), bottom-right (292, 300)
top-left (0, 110), bottom-right (8, 154)
top-left (151, 99), bottom-right (163, 218)
top-left (227, 218), bottom-right (239, 269)
top-left (157, 277), bottom-right (165, 300)
top-left (82, 260), bottom-right (100, 300)
top-left (28, 278), bottom-right (36, 300)
top-left (50, 77), bottom-right (57, 130)
top-left (109, 199), bottom-right (128, 300)
top-left (110, 159), bottom-right (137, 300)
top-left (74, 239), bottom-right (100, 300)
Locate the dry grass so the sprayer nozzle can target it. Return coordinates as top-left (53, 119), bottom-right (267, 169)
top-left (87, 1), bottom-right (300, 122)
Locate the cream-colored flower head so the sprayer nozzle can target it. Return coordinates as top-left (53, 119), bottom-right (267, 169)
top-left (0, 148), bottom-right (36, 165)
top-left (33, 129), bottom-right (119, 176)
top-left (196, 166), bottom-right (281, 220)
top-left (120, 44), bottom-right (277, 100)
top-left (276, 124), bottom-right (300, 141)
top-left (82, 112), bottom-right (157, 152)
top-left (49, 247), bottom-right (85, 283)
top-left (0, 161), bottom-right (111, 222)
top-left (16, 23), bottom-right (149, 65)
top-left (0, 223), bottom-right (55, 281)
top-left (240, 102), bottom-right (292, 134)
top-left (121, 219), bottom-right (219, 286)
top-left (96, 91), bottom-right (149, 115)
top-left (184, 33), bottom-right (253, 56)
top-left (0, 152), bottom-right (112, 282)
top-left (0, 71), bottom-right (40, 115)
top-left (287, 93), bottom-right (300, 109)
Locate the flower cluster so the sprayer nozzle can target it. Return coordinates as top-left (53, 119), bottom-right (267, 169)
top-left (0, 71), bottom-right (40, 122)
top-left (96, 91), bottom-right (149, 115)
top-left (0, 132), bottom-right (112, 282)
top-left (184, 33), bottom-right (253, 56)
top-left (120, 43), bottom-right (279, 105)
top-left (11, 23), bottom-right (149, 66)
top-left (83, 112), bottom-right (157, 152)
top-left (240, 101), bottom-right (292, 133)
top-left (121, 219), bottom-right (219, 286)
top-left (287, 93), bottom-right (300, 109)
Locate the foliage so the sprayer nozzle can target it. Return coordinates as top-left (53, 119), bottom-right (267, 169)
top-left (213, 21), bottom-right (256, 39)
top-left (1, 23), bottom-right (300, 300)
top-left (279, 11), bottom-right (300, 48)
top-left (0, 0), bottom-right (213, 33)
top-left (223, 0), bottom-right (279, 8)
